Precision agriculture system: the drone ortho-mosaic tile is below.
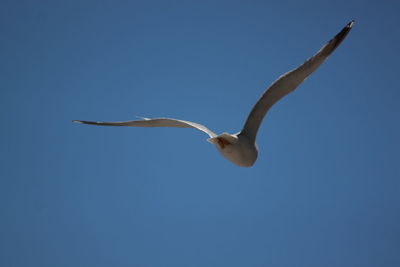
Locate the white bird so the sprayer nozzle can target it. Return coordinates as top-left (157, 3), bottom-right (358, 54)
top-left (74, 21), bottom-right (354, 167)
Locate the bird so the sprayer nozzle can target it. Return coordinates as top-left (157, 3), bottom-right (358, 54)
top-left (73, 20), bottom-right (354, 167)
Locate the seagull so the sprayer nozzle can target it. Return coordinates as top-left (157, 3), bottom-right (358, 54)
top-left (74, 20), bottom-right (354, 167)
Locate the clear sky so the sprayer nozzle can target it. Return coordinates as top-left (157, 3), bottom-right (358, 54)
top-left (1, 0), bottom-right (399, 266)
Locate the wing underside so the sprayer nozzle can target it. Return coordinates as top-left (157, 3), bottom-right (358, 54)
top-left (73, 117), bottom-right (217, 138)
top-left (241, 21), bottom-right (354, 141)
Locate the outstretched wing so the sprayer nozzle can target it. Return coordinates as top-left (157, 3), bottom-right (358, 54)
top-left (241, 20), bottom-right (354, 142)
top-left (73, 117), bottom-right (217, 138)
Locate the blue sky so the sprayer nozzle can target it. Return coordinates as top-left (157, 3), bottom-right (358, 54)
top-left (1, 0), bottom-right (399, 266)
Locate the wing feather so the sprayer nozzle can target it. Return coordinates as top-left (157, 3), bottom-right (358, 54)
top-left (241, 21), bottom-right (354, 141)
top-left (73, 117), bottom-right (217, 138)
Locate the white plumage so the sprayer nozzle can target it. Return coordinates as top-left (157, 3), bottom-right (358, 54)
top-left (74, 21), bottom-right (354, 167)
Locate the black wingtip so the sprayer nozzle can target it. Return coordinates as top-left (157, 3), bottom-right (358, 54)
top-left (347, 20), bottom-right (355, 28)
top-left (327, 20), bottom-right (354, 53)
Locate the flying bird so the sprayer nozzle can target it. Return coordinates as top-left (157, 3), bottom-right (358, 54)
top-left (73, 21), bottom-right (354, 167)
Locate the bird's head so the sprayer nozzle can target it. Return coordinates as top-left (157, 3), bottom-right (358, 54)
top-left (207, 132), bottom-right (238, 150)
top-left (207, 133), bottom-right (258, 167)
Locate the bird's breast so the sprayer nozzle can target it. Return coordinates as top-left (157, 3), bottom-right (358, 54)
top-left (218, 141), bottom-right (258, 167)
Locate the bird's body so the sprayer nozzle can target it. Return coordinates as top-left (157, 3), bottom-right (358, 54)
top-left (74, 21), bottom-right (354, 167)
top-left (208, 133), bottom-right (258, 167)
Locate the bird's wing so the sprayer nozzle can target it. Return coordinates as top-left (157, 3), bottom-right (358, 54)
top-left (240, 20), bottom-right (354, 141)
top-left (73, 117), bottom-right (217, 138)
